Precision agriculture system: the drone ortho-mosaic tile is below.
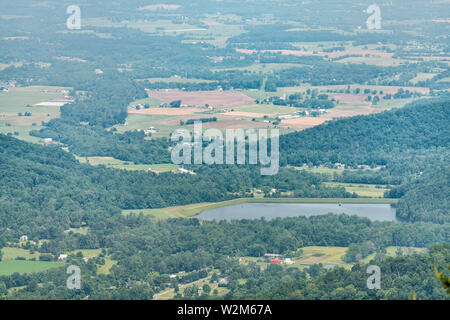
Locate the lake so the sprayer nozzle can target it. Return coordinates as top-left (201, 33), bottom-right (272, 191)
top-left (196, 202), bottom-right (397, 222)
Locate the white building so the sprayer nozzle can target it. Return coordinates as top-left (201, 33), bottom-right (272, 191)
top-left (178, 168), bottom-right (196, 175)
top-left (20, 235), bottom-right (28, 241)
top-left (58, 254), bottom-right (68, 262)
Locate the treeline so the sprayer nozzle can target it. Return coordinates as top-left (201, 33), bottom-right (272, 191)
top-left (227, 26), bottom-right (413, 48)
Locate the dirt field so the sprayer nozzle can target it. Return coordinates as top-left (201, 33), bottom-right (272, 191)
top-left (220, 111), bottom-right (272, 118)
top-left (145, 90), bottom-right (255, 108)
top-left (281, 104), bottom-right (374, 130)
top-left (193, 119), bottom-right (271, 130)
top-left (281, 117), bottom-right (328, 130)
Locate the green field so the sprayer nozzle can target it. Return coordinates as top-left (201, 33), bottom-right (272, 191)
top-left (65, 249), bottom-right (102, 258)
top-left (112, 113), bottom-right (179, 138)
top-left (97, 256), bottom-right (117, 275)
top-left (361, 246), bottom-right (428, 264)
top-left (292, 246), bottom-right (351, 269)
top-left (64, 227), bottom-right (89, 235)
top-left (325, 182), bottom-right (390, 198)
top-left (0, 260), bottom-right (65, 276)
top-left (0, 86), bottom-right (71, 142)
top-left (75, 156), bottom-right (179, 172)
top-left (123, 197), bottom-right (398, 220)
top-left (128, 98), bottom-right (164, 108)
top-left (1, 247), bottom-right (40, 260)
top-left (233, 103), bottom-right (299, 116)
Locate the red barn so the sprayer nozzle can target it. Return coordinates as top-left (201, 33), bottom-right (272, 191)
top-left (271, 259), bottom-right (282, 264)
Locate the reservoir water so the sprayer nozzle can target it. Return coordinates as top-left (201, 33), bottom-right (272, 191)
top-left (196, 202), bottom-right (397, 222)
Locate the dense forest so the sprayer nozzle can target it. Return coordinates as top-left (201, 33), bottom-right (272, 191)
top-left (388, 164), bottom-right (450, 224)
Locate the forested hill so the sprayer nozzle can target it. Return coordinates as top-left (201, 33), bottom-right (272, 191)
top-left (0, 134), bottom-right (348, 240)
top-left (280, 98), bottom-right (450, 167)
top-left (387, 164), bottom-right (450, 224)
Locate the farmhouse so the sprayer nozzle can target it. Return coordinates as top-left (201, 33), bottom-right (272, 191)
top-left (147, 168), bottom-right (159, 175)
top-left (178, 168), bottom-right (196, 175)
top-left (284, 258), bottom-right (294, 265)
top-left (58, 254), bottom-right (68, 262)
top-left (19, 235), bottom-right (28, 241)
top-left (278, 114), bottom-right (300, 120)
top-left (271, 259), bottom-right (282, 264)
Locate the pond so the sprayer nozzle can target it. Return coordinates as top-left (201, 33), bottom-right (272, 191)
top-left (195, 202), bottom-right (397, 222)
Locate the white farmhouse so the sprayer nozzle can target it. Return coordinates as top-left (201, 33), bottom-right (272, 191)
top-left (58, 254), bottom-right (68, 262)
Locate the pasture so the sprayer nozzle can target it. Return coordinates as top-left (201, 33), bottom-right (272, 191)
top-left (0, 86), bottom-right (71, 142)
top-left (1, 247), bottom-right (40, 260)
top-left (97, 256), bottom-right (118, 275)
top-left (66, 249), bottom-right (102, 259)
top-left (292, 246), bottom-right (350, 269)
top-left (361, 246), bottom-right (428, 264)
top-left (0, 260), bottom-right (65, 276)
top-left (75, 156), bottom-right (179, 173)
top-left (324, 182), bottom-right (390, 198)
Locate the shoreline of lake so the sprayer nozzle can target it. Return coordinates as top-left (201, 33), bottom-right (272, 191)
top-left (195, 202), bottom-right (398, 222)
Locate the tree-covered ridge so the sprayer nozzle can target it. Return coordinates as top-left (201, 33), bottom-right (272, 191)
top-left (0, 134), bottom-right (350, 240)
top-left (388, 164), bottom-right (450, 224)
top-left (280, 98), bottom-right (450, 167)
